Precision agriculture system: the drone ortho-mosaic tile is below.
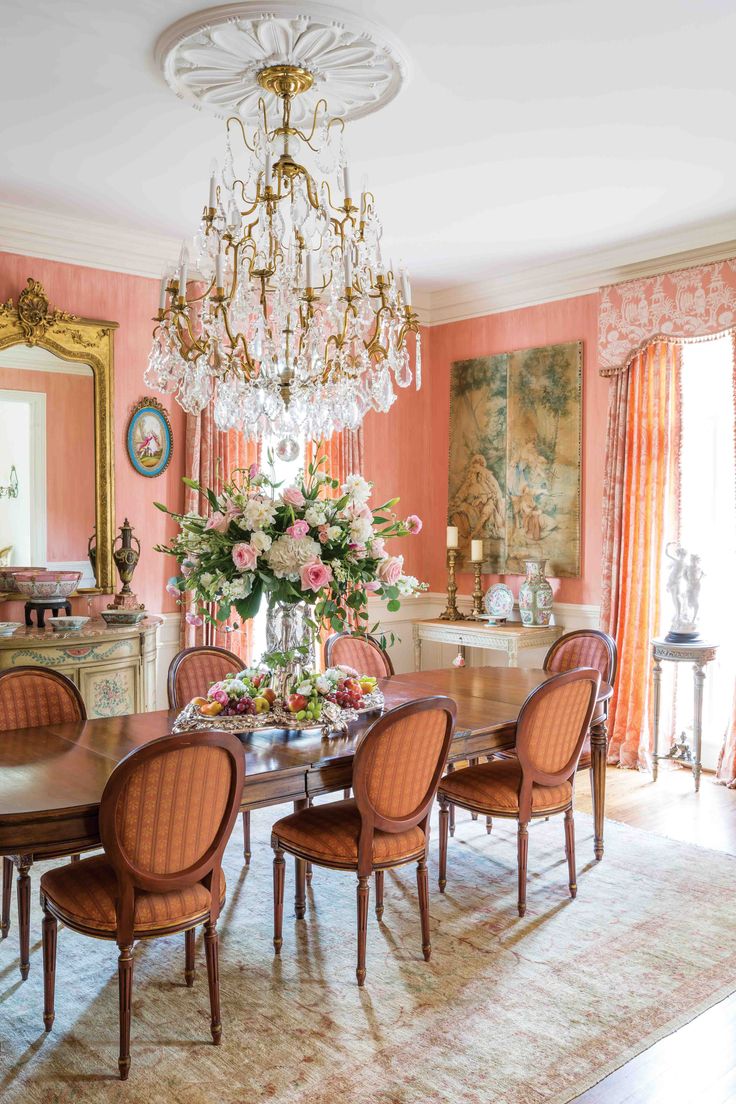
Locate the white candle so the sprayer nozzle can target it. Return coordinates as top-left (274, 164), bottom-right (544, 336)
top-left (158, 274), bottom-right (168, 311)
top-left (344, 251), bottom-right (353, 289)
top-left (447, 526), bottom-right (459, 549)
top-left (471, 539), bottom-right (484, 562)
top-left (208, 170), bottom-right (217, 209)
top-left (401, 270), bottom-right (411, 304)
top-left (305, 253), bottom-right (314, 288)
top-left (179, 260), bottom-right (188, 298)
top-left (215, 247), bottom-right (225, 289)
top-left (265, 152), bottom-right (272, 190)
top-left (343, 164), bottom-right (351, 201)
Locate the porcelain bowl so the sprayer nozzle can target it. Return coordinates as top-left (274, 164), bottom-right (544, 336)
top-left (99, 609), bottom-right (147, 626)
top-left (11, 570), bottom-right (82, 599)
top-left (49, 616), bottom-right (90, 632)
top-left (0, 566), bottom-right (44, 592)
top-left (0, 622), bottom-right (22, 637)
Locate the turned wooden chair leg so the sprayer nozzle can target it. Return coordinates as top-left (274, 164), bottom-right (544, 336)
top-left (41, 898), bottom-right (57, 1031)
top-left (356, 875), bottom-right (369, 987)
top-left (184, 928), bottom-right (196, 987)
top-left (438, 796), bottom-right (449, 893)
top-left (486, 816), bottom-right (493, 834)
top-left (295, 858), bottom-right (307, 919)
top-left (242, 810), bottom-right (251, 865)
top-left (273, 846), bottom-right (285, 954)
top-left (343, 788), bottom-right (351, 799)
top-left (70, 854), bottom-right (80, 863)
top-left (375, 869), bottom-right (384, 920)
top-left (564, 807), bottom-right (577, 899)
top-left (468, 758), bottom-right (479, 819)
top-left (446, 763), bottom-right (456, 837)
top-left (517, 821), bottom-right (529, 918)
top-left (1, 855), bottom-right (11, 938)
top-left (117, 943), bottom-right (134, 1080)
top-left (417, 857), bottom-right (431, 962)
top-left (305, 798), bottom-right (313, 885)
top-left (17, 856), bottom-right (32, 980)
top-left (204, 921), bottom-right (222, 1046)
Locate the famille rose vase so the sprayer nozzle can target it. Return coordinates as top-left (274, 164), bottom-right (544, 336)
top-left (518, 560), bottom-right (553, 626)
top-left (265, 601), bottom-right (315, 697)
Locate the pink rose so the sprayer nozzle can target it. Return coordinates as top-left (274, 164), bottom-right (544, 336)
top-left (282, 486), bottom-right (305, 508)
top-left (318, 525), bottom-right (330, 543)
top-left (287, 520), bottom-right (309, 539)
top-left (365, 580), bottom-right (381, 593)
top-left (212, 689), bottom-right (229, 706)
top-left (378, 555), bottom-right (403, 586)
top-left (204, 511), bottom-right (229, 533)
top-left (299, 558), bottom-right (333, 592)
top-left (406, 514), bottom-right (423, 535)
top-left (185, 612), bottom-right (203, 627)
top-left (232, 542), bottom-right (258, 572)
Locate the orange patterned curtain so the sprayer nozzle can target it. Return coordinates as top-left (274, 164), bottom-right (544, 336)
top-left (305, 427), bottom-right (364, 482)
top-left (716, 334), bottom-right (736, 786)
top-left (603, 343), bottom-right (681, 769)
top-left (181, 409), bottom-right (259, 660)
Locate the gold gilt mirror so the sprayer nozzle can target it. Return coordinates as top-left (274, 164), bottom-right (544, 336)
top-left (0, 278), bottom-right (117, 592)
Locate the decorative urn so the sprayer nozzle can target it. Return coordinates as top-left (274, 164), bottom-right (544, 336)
top-left (518, 559), bottom-right (554, 626)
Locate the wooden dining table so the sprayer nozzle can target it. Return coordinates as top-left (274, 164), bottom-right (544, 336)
top-left (0, 666), bottom-right (611, 972)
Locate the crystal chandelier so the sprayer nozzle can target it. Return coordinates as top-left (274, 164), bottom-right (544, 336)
top-left (146, 64), bottom-right (420, 441)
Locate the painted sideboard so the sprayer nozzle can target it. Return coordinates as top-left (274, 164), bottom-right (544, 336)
top-left (0, 617), bottom-right (162, 718)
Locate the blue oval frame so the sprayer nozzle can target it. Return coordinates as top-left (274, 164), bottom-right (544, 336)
top-left (126, 400), bottom-right (173, 478)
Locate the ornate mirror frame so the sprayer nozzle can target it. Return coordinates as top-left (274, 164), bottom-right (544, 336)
top-left (0, 278), bottom-right (117, 592)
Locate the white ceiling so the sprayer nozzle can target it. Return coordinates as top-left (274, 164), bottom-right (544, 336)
top-left (2, 0), bottom-right (736, 297)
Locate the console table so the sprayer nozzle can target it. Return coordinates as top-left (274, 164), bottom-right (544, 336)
top-left (0, 616), bottom-right (162, 718)
top-left (651, 636), bottom-right (719, 793)
top-left (412, 619), bottom-right (563, 671)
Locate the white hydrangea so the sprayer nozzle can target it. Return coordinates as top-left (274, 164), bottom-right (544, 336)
top-left (224, 575), bottom-right (253, 600)
top-left (349, 515), bottom-right (373, 544)
top-left (243, 496), bottom-right (277, 530)
top-left (396, 574), bottom-right (420, 597)
top-left (304, 504), bottom-right (327, 527)
top-left (265, 534), bottom-right (321, 580)
top-left (250, 530), bottom-right (272, 553)
top-left (226, 678), bottom-right (249, 695)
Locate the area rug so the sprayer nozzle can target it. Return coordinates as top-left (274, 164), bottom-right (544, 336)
top-left (1, 808), bottom-right (735, 1104)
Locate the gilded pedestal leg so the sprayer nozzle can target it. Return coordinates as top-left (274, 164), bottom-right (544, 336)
top-left (693, 662), bottom-right (705, 794)
top-left (652, 655), bottom-right (662, 783)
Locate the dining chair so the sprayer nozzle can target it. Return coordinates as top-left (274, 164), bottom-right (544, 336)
top-left (271, 696), bottom-right (456, 986)
top-left (167, 645), bottom-right (254, 863)
top-left (40, 728), bottom-right (244, 1080)
top-left (324, 630), bottom-right (395, 678)
top-left (0, 666), bottom-right (86, 980)
top-left (437, 668), bottom-right (600, 916)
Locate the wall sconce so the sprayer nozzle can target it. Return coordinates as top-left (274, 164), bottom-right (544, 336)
top-left (0, 466), bottom-right (19, 500)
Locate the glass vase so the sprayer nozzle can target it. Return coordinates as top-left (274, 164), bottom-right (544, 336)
top-left (264, 601), bottom-right (315, 698)
top-left (518, 559), bottom-right (554, 626)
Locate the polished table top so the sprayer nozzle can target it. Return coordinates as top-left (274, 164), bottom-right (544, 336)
top-left (0, 667), bottom-right (612, 856)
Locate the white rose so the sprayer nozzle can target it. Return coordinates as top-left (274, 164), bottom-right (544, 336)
top-left (243, 496), bottom-right (277, 530)
top-left (315, 675), bottom-right (331, 694)
top-left (296, 681), bottom-right (313, 697)
top-left (326, 525), bottom-right (342, 541)
top-left (342, 474), bottom-right (372, 505)
top-left (251, 530), bottom-right (272, 553)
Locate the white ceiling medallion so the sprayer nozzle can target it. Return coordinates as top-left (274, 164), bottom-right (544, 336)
top-left (155, 2), bottom-right (411, 127)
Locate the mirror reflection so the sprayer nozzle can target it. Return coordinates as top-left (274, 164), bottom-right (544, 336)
top-left (0, 344), bottom-right (96, 587)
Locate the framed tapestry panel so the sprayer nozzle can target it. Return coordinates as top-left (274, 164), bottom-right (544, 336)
top-left (448, 340), bottom-right (582, 577)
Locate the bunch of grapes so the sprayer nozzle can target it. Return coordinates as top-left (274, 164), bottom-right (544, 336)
top-left (222, 696), bottom-right (256, 716)
top-left (327, 679), bottom-right (364, 710)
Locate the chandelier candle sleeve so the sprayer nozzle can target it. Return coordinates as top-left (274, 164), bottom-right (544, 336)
top-left (146, 63), bottom-right (420, 442)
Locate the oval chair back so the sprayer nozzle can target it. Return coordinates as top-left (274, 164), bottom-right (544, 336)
top-left (324, 632), bottom-right (394, 678)
top-left (0, 666), bottom-right (86, 731)
top-left (167, 645), bottom-right (244, 709)
top-left (515, 668), bottom-right (600, 819)
top-left (99, 729), bottom-right (244, 944)
top-left (352, 697), bottom-right (456, 873)
top-left (544, 630), bottom-right (617, 686)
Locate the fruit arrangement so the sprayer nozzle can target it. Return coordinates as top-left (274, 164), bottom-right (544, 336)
top-left (182, 664), bottom-right (382, 732)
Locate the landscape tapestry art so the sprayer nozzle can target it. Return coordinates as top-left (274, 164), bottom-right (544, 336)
top-left (447, 341), bottom-right (582, 577)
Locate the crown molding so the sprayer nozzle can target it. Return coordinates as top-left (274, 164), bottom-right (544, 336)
top-left (0, 201), bottom-right (178, 281)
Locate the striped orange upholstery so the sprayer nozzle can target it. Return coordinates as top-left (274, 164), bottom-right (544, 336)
top-left (40, 856), bottom-right (225, 934)
top-left (546, 634), bottom-right (614, 682)
top-left (440, 758), bottom-right (572, 813)
top-left (326, 635), bottom-right (392, 678)
top-left (521, 679), bottom-right (594, 775)
top-left (114, 745), bottom-right (233, 875)
top-left (0, 670), bottom-right (84, 731)
top-left (358, 708), bottom-right (449, 819)
top-left (273, 800), bottom-right (426, 866)
top-left (171, 650), bottom-right (242, 709)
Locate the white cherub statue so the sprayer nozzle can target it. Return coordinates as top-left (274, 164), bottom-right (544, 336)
top-left (665, 543), bottom-right (703, 641)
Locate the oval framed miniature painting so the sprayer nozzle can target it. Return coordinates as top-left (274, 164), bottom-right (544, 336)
top-left (126, 397), bottom-right (173, 477)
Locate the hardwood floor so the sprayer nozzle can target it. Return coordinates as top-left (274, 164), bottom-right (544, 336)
top-left (573, 762), bottom-right (736, 1103)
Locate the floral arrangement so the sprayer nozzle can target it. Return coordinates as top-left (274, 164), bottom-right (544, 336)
top-left (155, 456), bottom-right (425, 635)
top-left (177, 663), bottom-right (382, 733)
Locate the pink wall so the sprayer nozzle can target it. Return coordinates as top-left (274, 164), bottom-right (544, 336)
top-left (0, 365), bottom-right (95, 561)
top-left (0, 253), bottom-right (185, 616)
top-left (363, 294), bottom-right (608, 606)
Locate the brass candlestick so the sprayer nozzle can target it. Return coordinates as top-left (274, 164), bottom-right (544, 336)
top-left (439, 548), bottom-right (466, 621)
top-left (471, 561), bottom-right (484, 617)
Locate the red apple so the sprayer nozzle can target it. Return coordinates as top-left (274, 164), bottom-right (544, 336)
top-left (287, 693), bottom-right (309, 713)
top-left (252, 674), bottom-right (263, 688)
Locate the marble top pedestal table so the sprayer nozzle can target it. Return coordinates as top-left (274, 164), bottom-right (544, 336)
top-left (651, 636), bottom-right (719, 793)
top-left (412, 619), bottom-right (563, 671)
